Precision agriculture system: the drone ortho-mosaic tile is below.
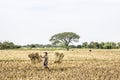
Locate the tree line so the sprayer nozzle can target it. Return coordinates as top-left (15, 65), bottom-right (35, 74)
top-left (0, 32), bottom-right (120, 50)
top-left (76, 42), bottom-right (120, 49)
top-left (0, 41), bottom-right (120, 49)
top-left (0, 41), bottom-right (21, 49)
top-left (23, 42), bottom-right (120, 49)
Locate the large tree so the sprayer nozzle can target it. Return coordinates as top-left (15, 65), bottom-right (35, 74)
top-left (49, 32), bottom-right (80, 50)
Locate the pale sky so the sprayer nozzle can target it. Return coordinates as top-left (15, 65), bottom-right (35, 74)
top-left (0, 0), bottom-right (120, 45)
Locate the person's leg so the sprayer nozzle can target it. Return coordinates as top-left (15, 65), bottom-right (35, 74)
top-left (44, 62), bottom-right (50, 71)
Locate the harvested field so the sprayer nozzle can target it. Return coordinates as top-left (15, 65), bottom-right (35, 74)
top-left (0, 49), bottom-right (120, 80)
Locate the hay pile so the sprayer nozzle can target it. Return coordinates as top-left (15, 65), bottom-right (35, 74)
top-left (54, 52), bottom-right (64, 63)
top-left (28, 53), bottom-right (42, 64)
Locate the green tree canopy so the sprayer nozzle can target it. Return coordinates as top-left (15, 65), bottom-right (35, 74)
top-left (82, 42), bottom-right (88, 48)
top-left (49, 32), bottom-right (80, 50)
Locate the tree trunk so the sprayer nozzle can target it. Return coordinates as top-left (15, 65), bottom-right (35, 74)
top-left (66, 46), bottom-right (69, 51)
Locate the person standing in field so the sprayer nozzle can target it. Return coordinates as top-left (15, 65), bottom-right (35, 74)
top-left (43, 52), bottom-right (49, 69)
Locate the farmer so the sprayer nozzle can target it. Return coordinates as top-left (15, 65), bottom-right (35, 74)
top-left (43, 52), bottom-right (49, 68)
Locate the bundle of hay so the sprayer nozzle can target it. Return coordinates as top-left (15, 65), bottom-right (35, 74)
top-left (28, 53), bottom-right (42, 64)
top-left (54, 52), bottom-right (64, 64)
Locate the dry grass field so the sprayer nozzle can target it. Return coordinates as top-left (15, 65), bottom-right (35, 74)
top-left (0, 49), bottom-right (120, 80)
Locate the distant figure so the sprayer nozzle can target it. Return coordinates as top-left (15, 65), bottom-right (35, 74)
top-left (89, 49), bottom-right (92, 52)
top-left (43, 52), bottom-right (49, 69)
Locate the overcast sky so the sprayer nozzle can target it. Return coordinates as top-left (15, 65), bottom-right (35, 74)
top-left (0, 0), bottom-right (120, 45)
